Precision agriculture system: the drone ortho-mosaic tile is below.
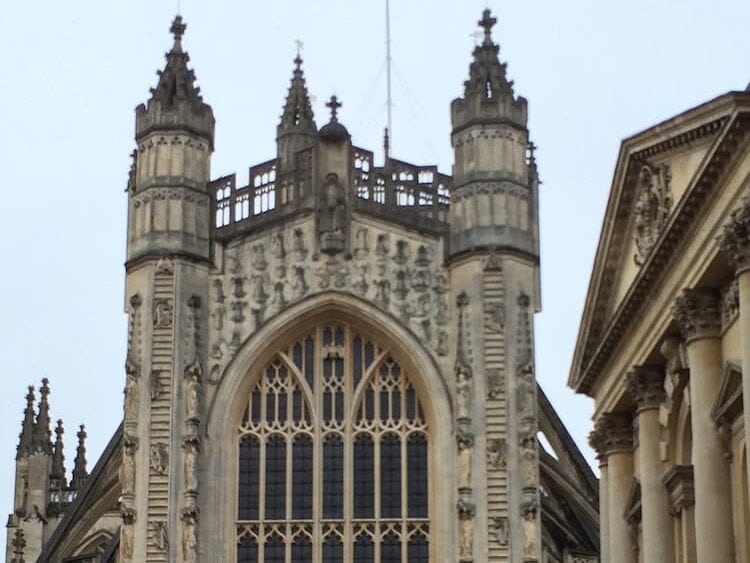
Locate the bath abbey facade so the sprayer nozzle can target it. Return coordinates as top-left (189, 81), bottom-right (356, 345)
top-left (4, 11), bottom-right (601, 563)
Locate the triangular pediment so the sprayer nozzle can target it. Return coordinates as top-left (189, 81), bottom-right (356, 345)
top-left (713, 360), bottom-right (743, 423)
top-left (570, 92), bottom-right (750, 394)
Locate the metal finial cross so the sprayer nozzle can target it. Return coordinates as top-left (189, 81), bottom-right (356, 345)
top-left (326, 95), bottom-right (342, 120)
top-left (170, 15), bottom-right (186, 42)
top-left (478, 9), bottom-right (497, 42)
top-left (528, 141), bottom-right (537, 160)
top-left (295, 39), bottom-right (304, 56)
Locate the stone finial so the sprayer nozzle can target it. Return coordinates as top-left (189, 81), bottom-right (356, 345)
top-left (478, 8), bottom-right (497, 45)
top-left (627, 365), bottom-right (666, 412)
top-left (278, 55), bottom-right (316, 134)
top-left (595, 413), bottom-right (634, 455)
top-left (148, 16), bottom-right (203, 107)
top-left (71, 424), bottom-right (88, 491)
top-left (326, 95), bottom-right (342, 121)
top-left (17, 386), bottom-right (36, 459)
top-left (50, 419), bottom-right (67, 486)
top-left (170, 15), bottom-right (186, 45)
top-left (32, 378), bottom-right (53, 455)
top-left (719, 196), bottom-right (750, 274)
top-left (673, 288), bottom-right (721, 342)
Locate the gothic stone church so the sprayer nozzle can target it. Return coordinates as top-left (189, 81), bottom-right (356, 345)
top-left (5, 11), bottom-right (599, 563)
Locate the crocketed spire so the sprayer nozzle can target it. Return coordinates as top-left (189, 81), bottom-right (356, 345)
top-left (278, 55), bottom-right (317, 135)
top-left (149, 16), bottom-right (204, 107)
top-left (50, 419), bottom-right (67, 488)
top-left (16, 386), bottom-right (36, 459)
top-left (32, 378), bottom-right (53, 455)
top-left (463, 9), bottom-right (515, 100)
top-left (71, 424), bottom-right (88, 491)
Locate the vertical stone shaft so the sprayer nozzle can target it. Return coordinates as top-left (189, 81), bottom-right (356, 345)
top-left (597, 413), bottom-right (635, 563)
top-left (674, 289), bottom-right (735, 562)
top-left (589, 431), bottom-right (609, 563)
top-left (627, 367), bottom-right (673, 562)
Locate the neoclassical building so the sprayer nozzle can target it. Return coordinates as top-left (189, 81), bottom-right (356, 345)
top-left (571, 87), bottom-right (750, 562)
top-left (5, 11), bottom-right (599, 563)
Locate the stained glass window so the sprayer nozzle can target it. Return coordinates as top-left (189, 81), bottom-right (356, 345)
top-left (236, 322), bottom-right (430, 561)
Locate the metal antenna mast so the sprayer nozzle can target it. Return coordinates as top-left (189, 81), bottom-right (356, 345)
top-left (385, 0), bottom-right (393, 155)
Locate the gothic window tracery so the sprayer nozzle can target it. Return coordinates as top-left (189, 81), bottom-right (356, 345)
top-left (236, 323), bottom-right (430, 562)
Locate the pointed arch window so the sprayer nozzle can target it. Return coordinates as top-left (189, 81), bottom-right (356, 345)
top-left (236, 323), bottom-right (430, 561)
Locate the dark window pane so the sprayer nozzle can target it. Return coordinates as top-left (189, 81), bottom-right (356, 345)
top-left (323, 326), bottom-right (333, 345)
top-left (292, 342), bottom-right (303, 370)
top-left (406, 387), bottom-right (416, 420)
top-left (292, 436), bottom-right (313, 519)
top-left (382, 532), bottom-right (401, 563)
top-left (304, 336), bottom-right (314, 388)
top-left (264, 535), bottom-right (284, 563)
top-left (381, 435), bottom-right (402, 518)
top-left (322, 536), bottom-right (343, 563)
top-left (335, 326), bottom-right (344, 345)
top-left (291, 536), bottom-right (312, 562)
top-left (323, 436), bottom-right (344, 519)
top-left (353, 435), bottom-right (374, 518)
top-left (353, 336), bottom-right (363, 387)
top-left (353, 534), bottom-right (374, 563)
top-left (335, 390), bottom-right (344, 424)
top-left (293, 389), bottom-right (303, 422)
top-left (408, 534), bottom-right (429, 562)
top-left (265, 436), bottom-right (286, 519)
top-left (391, 389), bottom-right (401, 421)
top-left (238, 438), bottom-right (259, 520)
top-left (251, 390), bottom-right (261, 424)
top-left (237, 536), bottom-right (258, 563)
top-left (364, 342), bottom-right (374, 369)
top-left (407, 434), bottom-right (428, 518)
top-left (323, 392), bottom-right (332, 422)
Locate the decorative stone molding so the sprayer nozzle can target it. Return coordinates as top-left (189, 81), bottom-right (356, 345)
top-left (673, 288), bottom-right (721, 341)
top-left (627, 365), bottom-right (666, 412)
top-left (633, 163), bottom-right (672, 265)
top-left (662, 464), bottom-right (694, 515)
top-left (720, 280), bottom-right (740, 329)
top-left (719, 195), bottom-right (750, 275)
top-left (587, 428), bottom-right (607, 466)
top-left (596, 413), bottom-right (634, 455)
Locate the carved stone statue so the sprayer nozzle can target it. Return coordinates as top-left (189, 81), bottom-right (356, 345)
top-left (457, 499), bottom-right (475, 561)
top-left (457, 432), bottom-right (473, 489)
top-left (491, 517), bottom-right (509, 546)
top-left (319, 173), bottom-right (347, 254)
top-left (124, 370), bottom-right (139, 424)
top-left (185, 366), bottom-right (202, 423)
top-left (153, 298), bottom-right (173, 328)
top-left (153, 520), bottom-right (169, 552)
top-left (487, 438), bottom-right (507, 470)
top-left (354, 228), bottom-right (369, 257)
top-left (120, 443), bottom-right (136, 496)
top-left (150, 443), bottom-right (169, 475)
top-left (522, 501), bottom-right (538, 558)
top-left (182, 521), bottom-right (198, 563)
top-left (184, 444), bottom-right (198, 492)
top-left (121, 524), bottom-right (134, 561)
top-left (270, 232), bottom-right (285, 259)
top-left (633, 163), bottom-right (672, 265)
top-left (455, 366), bottom-right (472, 421)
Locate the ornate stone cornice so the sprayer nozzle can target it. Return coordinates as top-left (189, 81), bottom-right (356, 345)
top-left (719, 195), bottom-right (750, 275)
top-left (662, 464), bottom-right (695, 515)
top-left (595, 413), bottom-right (634, 455)
top-left (573, 112), bottom-right (749, 395)
top-left (627, 365), bottom-right (666, 412)
top-left (673, 288), bottom-right (721, 342)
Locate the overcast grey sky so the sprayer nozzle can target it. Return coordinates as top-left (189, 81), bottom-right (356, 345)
top-left (1, 1), bottom-right (749, 554)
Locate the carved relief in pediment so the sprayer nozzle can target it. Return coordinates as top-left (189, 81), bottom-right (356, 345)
top-left (633, 163), bottom-right (672, 265)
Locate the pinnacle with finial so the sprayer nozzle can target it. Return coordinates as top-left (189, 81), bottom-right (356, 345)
top-left (479, 8), bottom-right (497, 44)
top-left (17, 386), bottom-right (36, 459)
top-left (71, 424), bottom-right (89, 491)
top-left (171, 15), bottom-right (186, 43)
top-left (51, 419), bottom-right (66, 483)
top-left (33, 378), bottom-right (53, 455)
top-left (326, 95), bottom-right (342, 121)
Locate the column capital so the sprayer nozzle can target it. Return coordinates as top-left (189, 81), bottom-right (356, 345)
top-left (588, 428), bottom-right (607, 466)
top-left (673, 288), bottom-right (721, 342)
top-left (719, 196), bottom-right (750, 275)
top-left (627, 365), bottom-right (666, 412)
top-left (595, 413), bottom-right (634, 455)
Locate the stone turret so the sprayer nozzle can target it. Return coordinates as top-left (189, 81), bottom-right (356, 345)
top-left (277, 55), bottom-right (317, 173)
top-left (128, 15), bottom-right (215, 265)
top-left (70, 425), bottom-right (88, 492)
top-left (49, 420), bottom-right (67, 501)
top-left (449, 9), bottom-right (536, 261)
top-left (122, 15), bottom-right (214, 563)
top-left (447, 10), bottom-right (543, 562)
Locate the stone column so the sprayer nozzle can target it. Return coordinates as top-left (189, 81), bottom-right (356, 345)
top-left (627, 366), bottom-right (673, 562)
top-left (596, 413), bottom-right (635, 563)
top-left (673, 289), bottom-right (735, 562)
top-left (588, 430), bottom-right (609, 563)
top-left (719, 198), bottom-right (750, 489)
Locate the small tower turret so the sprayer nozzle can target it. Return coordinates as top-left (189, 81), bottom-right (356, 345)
top-left (70, 424), bottom-right (88, 492)
top-left (16, 386), bottom-right (35, 460)
top-left (31, 379), bottom-right (52, 456)
top-left (48, 419), bottom-right (67, 517)
top-left (449, 9), bottom-right (535, 260)
top-left (129, 15), bottom-right (215, 264)
top-left (277, 55), bottom-right (317, 173)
